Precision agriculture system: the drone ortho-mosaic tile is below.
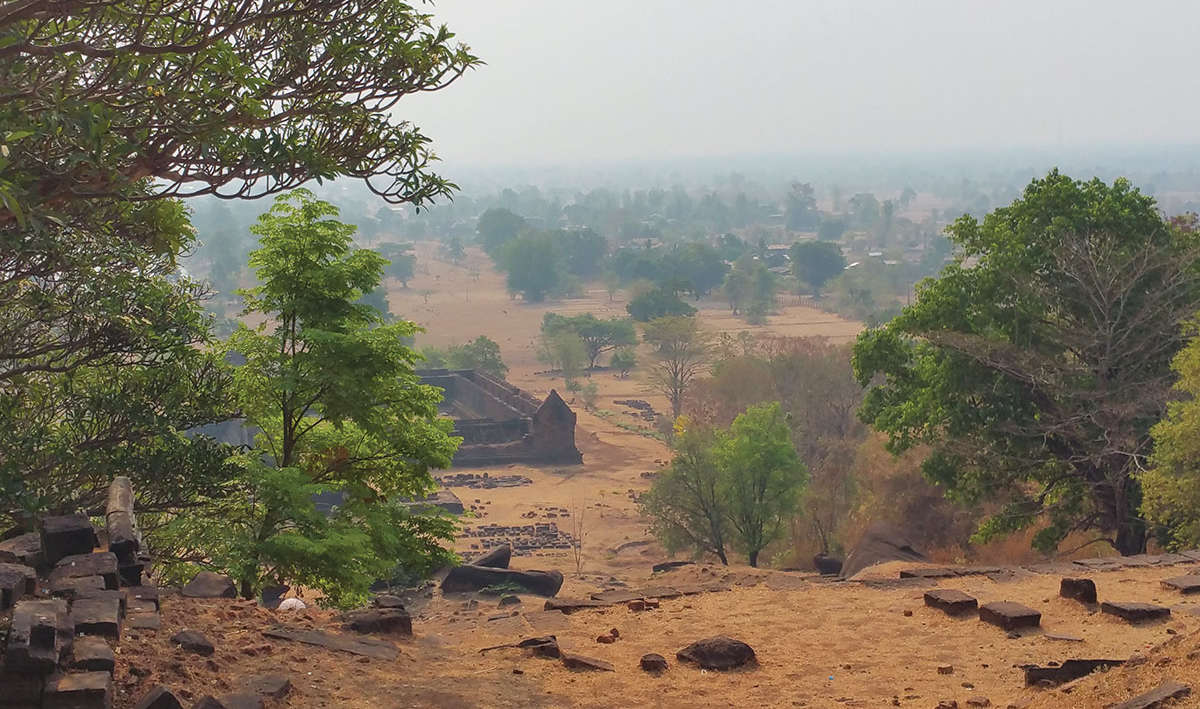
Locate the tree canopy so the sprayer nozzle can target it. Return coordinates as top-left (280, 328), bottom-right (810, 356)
top-left (790, 241), bottom-right (846, 295)
top-left (853, 171), bottom-right (1200, 555)
top-left (542, 313), bottom-right (637, 370)
top-left (157, 191), bottom-right (458, 606)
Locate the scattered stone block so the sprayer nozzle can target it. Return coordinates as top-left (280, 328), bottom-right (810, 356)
top-left (813, 553), bottom-right (843, 575)
top-left (924, 589), bottom-right (978, 616)
top-left (181, 572), bottom-right (236, 599)
top-left (1101, 601), bottom-right (1171, 623)
top-left (652, 560), bottom-right (693, 573)
top-left (0, 562), bottom-right (36, 610)
top-left (1109, 680), bottom-right (1191, 709)
top-left (214, 695), bottom-right (262, 709)
top-left (71, 635), bottom-right (116, 672)
top-left (470, 544), bottom-right (512, 569)
top-left (676, 636), bottom-right (757, 670)
top-left (5, 598), bottom-right (70, 673)
top-left (340, 608), bottom-right (412, 636)
top-left (51, 552), bottom-right (118, 591)
top-left (192, 697), bottom-right (227, 709)
top-left (39, 514), bottom-right (98, 566)
top-left (640, 653), bottom-right (668, 672)
top-left (126, 612), bottom-right (161, 630)
top-left (43, 671), bottom-right (112, 709)
top-left (0, 531), bottom-right (44, 567)
top-left (543, 597), bottom-right (611, 614)
top-left (372, 594), bottom-right (405, 609)
top-left (1023, 659), bottom-right (1123, 686)
top-left (105, 476), bottom-right (140, 560)
top-left (126, 586), bottom-right (160, 611)
top-left (1160, 576), bottom-right (1200, 594)
top-left (50, 575), bottom-right (107, 600)
top-left (965, 698), bottom-right (991, 708)
top-left (240, 674), bottom-right (291, 699)
top-left (131, 685), bottom-right (184, 709)
top-left (0, 671), bottom-right (45, 706)
top-left (441, 565), bottom-right (563, 597)
top-left (71, 594), bottom-right (122, 640)
top-left (170, 629), bottom-right (214, 656)
top-left (1044, 632), bottom-right (1084, 642)
top-left (590, 589), bottom-right (643, 604)
top-left (76, 588), bottom-right (125, 616)
top-left (978, 601), bottom-right (1041, 631)
top-left (262, 625), bottom-right (398, 661)
top-left (1059, 577), bottom-right (1097, 604)
top-left (560, 652), bottom-right (615, 671)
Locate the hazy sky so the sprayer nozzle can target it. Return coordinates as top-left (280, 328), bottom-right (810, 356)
top-left (402, 1), bottom-right (1199, 167)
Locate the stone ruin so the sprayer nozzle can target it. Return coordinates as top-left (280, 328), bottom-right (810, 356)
top-left (419, 369), bottom-right (583, 466)
top-left (0, 476), bottom-right (161, 709)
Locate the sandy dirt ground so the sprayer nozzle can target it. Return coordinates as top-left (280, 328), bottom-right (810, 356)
top-left (114, 561), bottom-right (1200, 708)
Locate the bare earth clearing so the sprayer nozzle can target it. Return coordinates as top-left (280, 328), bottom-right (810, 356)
top-left (115, 244), bottom-right (1200, 707)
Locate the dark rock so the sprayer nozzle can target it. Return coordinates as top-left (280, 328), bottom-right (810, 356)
top-left (170, 629), bottom-right (215, 656)
top-left (192, 697), bottom-right (228, 709)
top-left (51, 552), bottom-right (118, 591)
top-left (373, 594), bottom-right (406, 609)
top-left (216, 694), bottom-right (263, 709)
top-left (471, 544), bottom-right (512, 569)
top-left (127, 586), bottom-right (160, 611)
top-left (1160, 576), bottom-right (1200, 594)
top-left (924, 589), bottom-right (978, 616)
top-left (0, 531), bottom-right (44, 568)
top-left (181, 572), bottom-right (236, 599)
top-left (132, 685), bottom-right (184, 709)
top-left (49, 574), bottom-right (107, 600)
top-left (519, 636), bottom-right (561, 659)
top-left (1060, 577), bottom-right (1098, 604)
top-left (0, 562), bottom-right (36, 610)
top-left (1023, 659), bottom-right (1124, 686)
top-left (978, 601), bottom-right (1041, 630)
top-left (965, 698), bottom-right (990, 708)
top-left (628, 598), bottom-right (660, 612)
top-left (1108, 680), bottom-right (1191, 709)
top-left (39, 514), bottom-right (98, 566)
top-left (544, 597), bottom-right (611, 614)
top-left (590, 589), bottom-right (643, 604)
top-left (676, 636), bottom-right (757, 670)
top-left (1101, 601), bottom-right (1171, 623)
top-left (127, 611), bottom-right (161, 630)
top-left (560, 652), bottom-right (615, 671)
top-left (5, 598), bottom-right (71, 673)
top-left (262, 625), bottom-right (398, 660)
top-left (641, 653), bottom-right (669, 672)
top-left (72, 593), bottom-right (123, 640)
top-left (260, 584), bottom-right (288, 610)
top-left (71, 635), bottom-right (115, 673)
top-left (441, 565), bottom-right (563, 597)
top-left (240, 674), bottom-right (291, 699)
top-left (652, 560), bottom-right (693, 573)
top-left (498, 595), bottom-right (521, 607)
top-left (813, 553), bottom-right (843, 575)
top-left (340, 608), bottom-right (412, 636)
top-left (839, 522), bottom-right (927, 579)
top-left (596, 634), bottom-right (615, 644)
top-left (43, 671), bottom-right (112, 709)
top-left (0, 671), bottom-right (44, 705)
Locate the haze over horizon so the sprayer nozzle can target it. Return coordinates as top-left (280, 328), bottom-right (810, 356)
top-left (403, 0), bottom-right (1200, 169)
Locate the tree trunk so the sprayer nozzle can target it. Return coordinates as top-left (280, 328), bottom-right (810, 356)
top-left (748, 549), bottom-right (758, 567)
top-left (240, 577), bottom-right (254, 600)
top-left (1115, 519), bottom-right (1147, 556)
top-left (716, 548), bottom-right (728, 565)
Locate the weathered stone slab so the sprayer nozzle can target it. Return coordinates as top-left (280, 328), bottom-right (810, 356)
top-left (543, 597), bottom-right (611, 614)
top-left (39, 514), bottom-right (97, 566)
top-left (1101, 601), bottom-right (1171, 623)
top-left (523, 609), bottom-right (570, 632)
top-left (590, 589), bottom-right (644, 604)
top-left (470, 544), bottom-right (511, 569)
top-left (44, 671), bottom-right (112, 709)
top-left (240, 674), bottom-right (291, 699)
top-left (1161, 575), bottom-right (1200, 594)
top-left (50, 574), bottom-right (107, 600)
top-left (131, 685), bottom-right (184, 709)
top-left (71, 635), bottom-right (116, 672)
top-left (924, 588), bottom-right (978, 615)
top-left (0, 562), bottom-right (36, 609)
top-left (978, 601), bottom-right (1041, 630)
top-left (181, 571), bottom-right (236, 598)
top-left (676, 636), bottom-right (757, 670)
top-left (1177, 549), bottom-right (1200, 562)
top-left (1104, 681), bottom-right (1190, 709)
top-left (0, 671), bottom-right (45, 705)
top-left (1044, 631), bottom-right (1084, 642)
top-left (171, 629), bottom-right (215, 656)
top-left (339, 608), bottom-right (412, 636)
top-left (71, 594), bottom-right (122, 640)
top-left (262, 625), bottom-right (398, 660)
top-left (651, 560), bottom-right (693, 573)
top-left (1060, 577), bottom-right (1097, 604)
top-left (0, 531), bottom-right (44, 567)
top-left (1024, 659), bottom-right (1123, 686)
top-left (441, 565), bottom-right (563, 597)
top-left (636, 585), bottom-right (683, 599)
top-left (51, 552), bottom-right (118, 591)
top-left (126, 585), bottom-right (160, 610)
top-left (561, 652), bottom-right (615, 671)
top-left (901, 567), bottom-right (960, 579)
top-left (5, 599), bottom-right (70, 673)
top-left (1073, 557), bottom-right (1123, 570)
top-left (127, 612), bottom-right (161, 630)
top-left (1108, 680), bottom-right (1191, 709)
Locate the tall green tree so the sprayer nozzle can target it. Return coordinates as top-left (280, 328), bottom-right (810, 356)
top-left (639, 422), bottom-right (730, 564)
top-left (790, 241), bottom-right (846, 295)
top-left (853, 172), bottom-right (1200, 555)
top-left (498, 232), bottom-right (564, 302)
top-left (542, 313), bottom-right (637, 370)
top-left (477, 208), bottom-right (527, 256)
top-left (718, 403), bottom-right (808, 567)
top-left (159, 191), bottom-right (459, 606)
top-left (377, 242), bottom-right (416, 288)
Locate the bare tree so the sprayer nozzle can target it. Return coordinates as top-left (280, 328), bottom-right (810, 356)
top-left (643, 316), bottom-right (713, 419)
top-left (569, 500), bottom-right (586, 574)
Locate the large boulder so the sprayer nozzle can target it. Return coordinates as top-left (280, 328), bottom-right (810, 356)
top-left (676, 636), bottom-right (757, 670)
top-left (470, 544), bottom-right (512, 569)
top-left (441, 565), bottom-right (563, 597)
top-left (839, 522), bottom-right (926, 579)
top-left (182, 571), bottom-right (237, 598)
